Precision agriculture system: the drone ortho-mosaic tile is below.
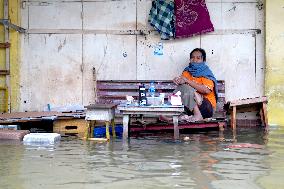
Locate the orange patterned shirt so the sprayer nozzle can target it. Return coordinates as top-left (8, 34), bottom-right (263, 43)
top-left (182, 71), bottom-right (216, 108)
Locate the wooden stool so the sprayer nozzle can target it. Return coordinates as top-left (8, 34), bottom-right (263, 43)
top-left (53, 119), bottom-right (88, 138)
top-left (229, 96), bottom-right (268, 130)
top-left (85, 104), bottom-right (117, 140)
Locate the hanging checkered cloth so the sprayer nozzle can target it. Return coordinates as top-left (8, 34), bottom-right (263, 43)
top-left (148, 0), bottom-right (175, 40)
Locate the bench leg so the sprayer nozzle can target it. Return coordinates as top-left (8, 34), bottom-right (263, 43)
top-left (123, 115), bottom-right (129, 139)
top-left (173, 115), bottom-right (179, 140)
top-left (231, 106), bottom-right (236, 130)
top-left (111, 119), bottom-right (116, 138)
top-left (218, 122), bottom-right (225, 131)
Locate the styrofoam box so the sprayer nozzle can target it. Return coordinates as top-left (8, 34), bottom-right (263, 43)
top-left (23, 133), bottom-right (61, 144)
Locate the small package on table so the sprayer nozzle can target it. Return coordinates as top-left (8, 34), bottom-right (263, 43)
top-left (169, 91), bottom-right (182, 105)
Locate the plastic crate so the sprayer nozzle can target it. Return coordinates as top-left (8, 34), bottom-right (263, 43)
top-left (94, 124), bottom-right (123, 138)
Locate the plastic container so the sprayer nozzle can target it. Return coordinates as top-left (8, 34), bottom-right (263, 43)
top-left (94, 125), bottom-right (123, 138)
top-left (23, 133), bottom-right (61, 144)
top-left (159, 93), bottom-right (165, 105)
top-left (147, 96), bottom-right (163, 106)
top-left (148, 81), bottom-right (156, 97)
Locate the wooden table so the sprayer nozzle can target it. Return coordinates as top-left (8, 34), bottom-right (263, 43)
top-left (117, 104), bottom-right (184, 139)
top-left (85, 104), bottom-right (117, 140)
top-left (229, 96), bottom-right (268, 130)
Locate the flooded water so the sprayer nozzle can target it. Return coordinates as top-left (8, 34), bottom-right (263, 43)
top-left (0, 126), bottom-right (284, 189)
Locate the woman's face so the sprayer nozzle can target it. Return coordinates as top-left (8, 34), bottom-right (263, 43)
top-left (190, 51), bottom-right (203, 63)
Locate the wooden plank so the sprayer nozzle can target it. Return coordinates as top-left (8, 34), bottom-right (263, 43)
top-left (230, 105), bottom-right (261, 113)
top-left (97, 81), bottom-right (177, 90)
top-left (97, 91), bottom-right (174, 98)
top-left (230, 96), bottom-right (267, 107)
top-left (85, 103), bottom-right (117, 109)
top-left (88, 138), bottom-right (108, 142)
top-left (96, 99), bottom-right (126, 104)
top-left (130, 121), bottom-right (225, 131)
top-left (97, 91), bottom-right (140, 98)
top-left (0, 70), bottom-right (9, 75)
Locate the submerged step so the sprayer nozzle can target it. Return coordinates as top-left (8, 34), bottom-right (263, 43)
top-left (0, 130), bottom-right (30, 140)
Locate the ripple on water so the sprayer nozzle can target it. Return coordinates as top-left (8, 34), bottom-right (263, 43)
top-left (0, 128), bottom-right (283, 189)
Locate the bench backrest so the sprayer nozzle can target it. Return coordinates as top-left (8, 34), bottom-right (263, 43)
top-left (96, 80), bottom-right (226, 118)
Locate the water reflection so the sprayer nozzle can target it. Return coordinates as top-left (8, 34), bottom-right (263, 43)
top-left (0, 127), bottom-right (283, 189)
top-left (258, 125), bottom-right (284, 189)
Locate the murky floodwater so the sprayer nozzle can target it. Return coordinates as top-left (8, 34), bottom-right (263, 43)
top-left (0, 126), bottom-right (284, 189)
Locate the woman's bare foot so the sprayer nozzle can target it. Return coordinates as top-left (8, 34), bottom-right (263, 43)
top-left (159, 115), bottom-right (172, 123)
top-left (179, 115), bottom-right (203, 122)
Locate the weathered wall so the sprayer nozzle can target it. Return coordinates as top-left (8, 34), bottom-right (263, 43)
top-left (265, 0), bottom-right (284, 126)
top-left (18, 0), bottom-right (264, 112)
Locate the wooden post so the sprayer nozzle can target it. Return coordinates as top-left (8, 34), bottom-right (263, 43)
top-left (231, 106), bottom-right (236, 130)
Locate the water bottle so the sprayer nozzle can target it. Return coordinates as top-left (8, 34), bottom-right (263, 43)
top-left (139, 84), bottom-right (147, 106)
top-left (148, 81), bottom-right (156, 97)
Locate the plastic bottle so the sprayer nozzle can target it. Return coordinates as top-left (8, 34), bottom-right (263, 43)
top-left (148, 81), bottom-right (156, 97)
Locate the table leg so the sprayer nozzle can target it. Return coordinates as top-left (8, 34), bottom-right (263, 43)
top-left (173, 115), bottom-right (179, 139)
top-left (123, 114), bottom-right (129, 139)
top-left (262, 102), bottom-right (268, 129)
top-left (105, 121), bottom-right (110, 140)
top-left (85, 121), bottom-right (91, 140)
top-left (91, 120), bottom-right (96, 138)
top-left (111, 119), bottom-right (116, 138)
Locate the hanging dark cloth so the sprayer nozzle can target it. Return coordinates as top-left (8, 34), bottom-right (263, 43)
top-left (175, 0), bottom-right (214, 38)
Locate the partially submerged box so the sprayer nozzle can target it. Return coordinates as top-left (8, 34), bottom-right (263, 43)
top-left (23, 133), bottom-right (61, 144)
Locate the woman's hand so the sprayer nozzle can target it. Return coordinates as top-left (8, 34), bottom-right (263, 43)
top-left (173, 76), bottom-right (187, 85)
top-left (173, 77), bottom-right (180, 85)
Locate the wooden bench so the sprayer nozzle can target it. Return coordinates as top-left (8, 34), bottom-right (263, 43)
top-left (95, 80), bottom-right (227, 131)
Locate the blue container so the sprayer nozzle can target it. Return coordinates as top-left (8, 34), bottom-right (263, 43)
top-left (94, 124), bottom-right (123, 138)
